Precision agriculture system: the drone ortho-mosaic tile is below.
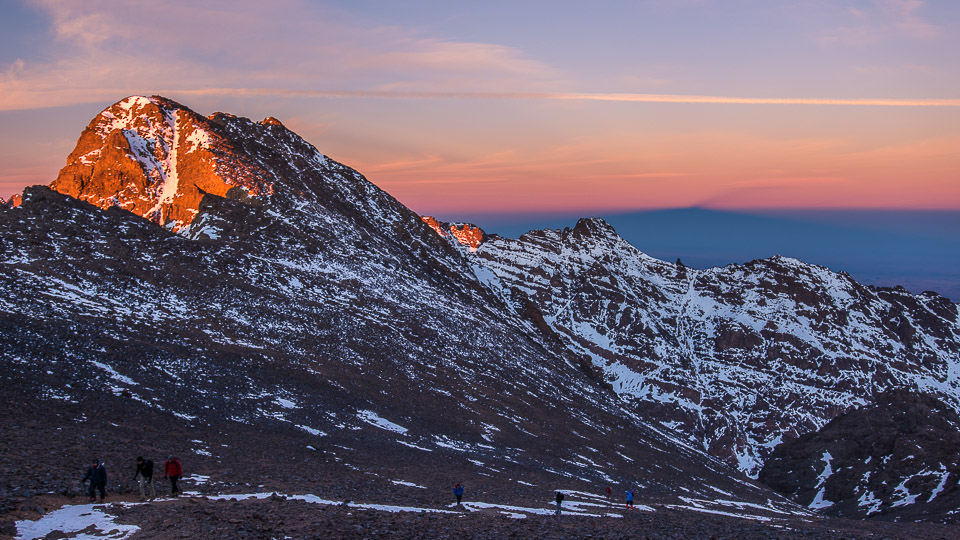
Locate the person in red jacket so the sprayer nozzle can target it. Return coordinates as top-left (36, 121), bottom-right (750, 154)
top-left (163, 455), bottom-right (183, 496)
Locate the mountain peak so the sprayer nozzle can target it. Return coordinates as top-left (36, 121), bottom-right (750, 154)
top-left (3, 193), bottom-right (22, 208)
top-left (48, 95), bottom-right (277, 231)
top-left (260, 116), bottom-right (285, 128)
top-left (571, 217), bottom-right (619, 240)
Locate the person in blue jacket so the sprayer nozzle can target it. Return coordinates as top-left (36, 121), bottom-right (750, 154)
top-left (453, 483), bottom-right (464, 505)
top-left (625, 489), bottom-right (634, 509)
top-left (82, 458), bottom-right (107, 502)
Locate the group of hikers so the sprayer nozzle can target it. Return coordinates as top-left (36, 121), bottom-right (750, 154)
top-left (81, 455), bottom-right (183, 502)
top-left (83, 461), bottom-right (640, 511)
top-left (451, 483), bottom-right (638, 515)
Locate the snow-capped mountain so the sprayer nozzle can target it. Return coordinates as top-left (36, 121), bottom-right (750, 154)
top-left (1, 96), bottom-right (804, 529)
top-left (3, 95), bottom-right (959, 530)
top-left (49, 96), bottom-right (278, 231)
top-left (438, 217), bottom-right (960, 484)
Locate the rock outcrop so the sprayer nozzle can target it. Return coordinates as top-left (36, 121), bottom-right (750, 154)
top-left (759, 391), bottom-right (960, 521)
top-left (421, 216), bottom-right (485, 251)
top-left (49, 96), bottom-right (276, 231)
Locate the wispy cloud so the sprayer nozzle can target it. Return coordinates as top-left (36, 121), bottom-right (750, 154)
top-left (1, 0), bottom-right (563, 111)
top-left (163, 88), bottom-right (960, 108)
top-left (880, 0), bottom-right (940, 38)
top-left (3, 1), bottom-right (955, 112)
top-left (818, 0), bottom-right (940, 45)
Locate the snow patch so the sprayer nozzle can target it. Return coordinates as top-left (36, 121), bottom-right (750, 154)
top-left (357, 410), bottom-right (408, 434)
top-left (808, 451), bottom-right (835, 510)
top-left (296, 425), bottom-right (326, 436)
top-left (390, 480), bottom-right (427, 489)
top-left (90, 360), bottom-right (136, 386)
top-left (275, 398), bottom-right (297, 409)
top-left (17, 503), bottom-right (139, 540)
top-left (397, 440), bottom-right (433, 452)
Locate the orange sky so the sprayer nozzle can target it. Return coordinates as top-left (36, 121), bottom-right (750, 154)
top-left (317, 98), bottom-right (960, 213)
top-left (1, 1), bottom-right (959, 212)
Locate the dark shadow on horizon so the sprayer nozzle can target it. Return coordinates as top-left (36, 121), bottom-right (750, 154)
top-left (440, 208), bottom-right (960, 302)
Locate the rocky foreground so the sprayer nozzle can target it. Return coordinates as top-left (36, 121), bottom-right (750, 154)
top-left (10, 491), bottom-right (960, 540)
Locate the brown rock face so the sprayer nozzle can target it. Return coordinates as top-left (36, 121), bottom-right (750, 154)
top-left (49, 95), bottom-right (275, 231)
top-left (449, 223), bottom-right (484, 251)
top-left (421, 215), bottom-right (447, 238)
top-left (421, 216), bottom-right (485, 251)
top-left (261, 116), bottom-right (285, 128)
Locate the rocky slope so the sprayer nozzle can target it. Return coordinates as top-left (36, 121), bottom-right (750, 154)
top-left (424, 217), bottom-right (960, 504)
top-left (760, 391), bottom-right (960, 522)
top-left (15, 491), bottom-right (960, 540)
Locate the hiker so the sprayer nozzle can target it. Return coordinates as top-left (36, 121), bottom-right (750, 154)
top-left (555, 490), bottom-right (564, 515)
top-left (81, 458), bottom-right (107, 502)
top-left (133, 456), bottom-right (156, 501)
top-left (625, 489), bottom-right (634, 509)
top-left (453, 483), bottom-right (464, 505)
top-left (605, 485), bottom-right (612, 498)
top-left (163, 455), bottom-right (182, 496)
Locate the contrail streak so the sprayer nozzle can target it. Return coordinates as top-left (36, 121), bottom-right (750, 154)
top-left (169, 88), bottom-right (960, 107)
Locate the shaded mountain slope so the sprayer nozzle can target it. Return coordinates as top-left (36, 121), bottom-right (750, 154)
top-left (760, 391), bottom-right (960, 522)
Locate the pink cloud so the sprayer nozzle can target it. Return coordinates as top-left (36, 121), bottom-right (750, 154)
top-left (118, 88), bottom-right (960, 108)
top-left (2, 0), bottom-right (563, 111)
top-left (817, 0), bottom-right (940, 46)
top-left (880, 0), bottom-right (940, 39)
top-left (5, 1), bottom-right (954, 112)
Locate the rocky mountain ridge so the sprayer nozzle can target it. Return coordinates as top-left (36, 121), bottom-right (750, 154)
top-left (424, 210), bottom-right (960, 518)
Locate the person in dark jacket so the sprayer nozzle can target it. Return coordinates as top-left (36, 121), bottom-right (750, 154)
top-left (555, 491), bottom-right (564, 515)
top-left (81, 459), bottom-right (107, 502)
top-left (453, 483), bottom-right (464, 505)
top-left (133, 457), bottom-right (155, 501)
top-left (163, 455), bottom-right (182, 496)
